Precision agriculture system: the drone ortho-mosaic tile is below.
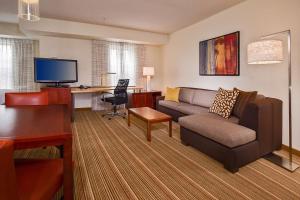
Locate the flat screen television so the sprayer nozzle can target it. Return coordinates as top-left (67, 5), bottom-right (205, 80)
top-left (34, 58), bottom-right (78, 87)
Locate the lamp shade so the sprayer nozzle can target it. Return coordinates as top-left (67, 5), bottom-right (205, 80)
top-left (248, 40), bottom-right (283, 64)
top-left (18, 0), bottom-right (40, 21)
top-left (143, 67), bottom-right (155, 76)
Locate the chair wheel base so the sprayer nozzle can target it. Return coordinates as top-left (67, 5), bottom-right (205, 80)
top-left (102, 108), bottom-right (127, 120)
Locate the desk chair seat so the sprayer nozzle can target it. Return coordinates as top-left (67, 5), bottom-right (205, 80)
top-left (102, 79), bottom-right (129, 120)
top-left (0, 140), bottom-right (64, 200)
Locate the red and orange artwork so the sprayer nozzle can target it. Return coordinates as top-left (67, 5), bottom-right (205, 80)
top-left (199, 32), bottom-right (239, 76)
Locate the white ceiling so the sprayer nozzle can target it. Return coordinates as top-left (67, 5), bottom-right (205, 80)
top-left (0, 0), bottom-right (244, 34)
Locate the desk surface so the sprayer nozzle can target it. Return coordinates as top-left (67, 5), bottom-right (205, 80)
top-left (0, 105), bottom-right (72, 147)
top-left (71, 86), bottom-right (143, 94)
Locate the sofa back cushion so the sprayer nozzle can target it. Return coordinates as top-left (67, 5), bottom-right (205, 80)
top-left (191, 89), bottom-right (217, 108)
top-left (233, 88), bottom-right (257, 118)
top-left (179, 88), bottom-right (195, 104)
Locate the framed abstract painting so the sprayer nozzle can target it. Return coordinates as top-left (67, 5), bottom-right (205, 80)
top-left (199, 31), bottom-right (240, 76)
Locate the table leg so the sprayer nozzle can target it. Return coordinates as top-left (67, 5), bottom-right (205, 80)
top-left (169, 120), bottom-right (172, 137)
top-left (71, 93), bottom-right (75, 122)
top-left (63, 138), bottom-right (73, 200)
top-left (58, 145), bottom-right (64, 158)
top-left (128, 111), bottom-right (131, 126)
top-left (147, 122), bottom-right (151, 142)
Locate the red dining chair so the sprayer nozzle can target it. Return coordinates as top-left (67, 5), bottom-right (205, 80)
top-left (5, 91), bottom-right (49, 106)
top-left (0, 140), bottom-right (64, 200)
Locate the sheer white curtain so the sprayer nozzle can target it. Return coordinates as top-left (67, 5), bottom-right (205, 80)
top-left (92, 40), bottom-right (145, 110)
top-left (0, 37), bottom-right (39, 92)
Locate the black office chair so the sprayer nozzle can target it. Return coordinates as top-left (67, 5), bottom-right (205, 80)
top-left (102, 79), bottom-right (129, 120)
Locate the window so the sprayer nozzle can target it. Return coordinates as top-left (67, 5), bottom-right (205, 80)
top-left (0, 44), bottom-right (13, 89)
top-left (108, 44), bottom-right (137, 86)
top-left (92, 40), bottom-right (145, 110)
top-left (0, 38), bottom-right (39, 91)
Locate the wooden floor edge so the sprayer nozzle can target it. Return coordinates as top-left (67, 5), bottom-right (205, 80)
top-left (281, 144), bottom-right (300, 157)
top-left (75, 107), bottom-right (91, 111)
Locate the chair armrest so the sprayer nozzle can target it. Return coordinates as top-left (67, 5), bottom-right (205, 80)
top-left (102, 91), bottom-right (114, 95)
top-left (101, 92), bottom-right (114, 100)
top-left (239, 97), bottom-right (282, 154)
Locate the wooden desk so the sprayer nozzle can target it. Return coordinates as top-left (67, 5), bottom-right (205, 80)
top-left (70, 86), bottom-right (143, 121)
top-left (70, 86), bottom-right (143, 94)
top-left (0, 105), bottom-right (73, 200)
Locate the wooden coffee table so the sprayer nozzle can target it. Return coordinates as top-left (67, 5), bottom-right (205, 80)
top-left (128, 107), bottom-right (172, 142)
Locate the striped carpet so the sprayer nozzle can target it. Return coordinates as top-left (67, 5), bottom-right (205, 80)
top-left (15, 110), bottom-right (300, 200)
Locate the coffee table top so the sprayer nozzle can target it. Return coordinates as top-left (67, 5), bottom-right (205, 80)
top-left (129, 107), bottom-right (171, 122)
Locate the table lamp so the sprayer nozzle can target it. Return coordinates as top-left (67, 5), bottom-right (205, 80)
top-left (143, 67), bottom-right (154, 91)
top-left (248, 30), bottom-right (299, 172)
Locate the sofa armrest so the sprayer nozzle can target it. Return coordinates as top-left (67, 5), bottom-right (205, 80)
top-left (156, 96), bottom-right (165, 109)
top-left (239, 98), bottom-right (282, 155)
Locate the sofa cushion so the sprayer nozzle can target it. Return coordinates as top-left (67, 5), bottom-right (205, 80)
top-left (159, 100), bottom-right (209, 115)
top-left (179, 113), bottom-right (254, 148)
top-left (159, 100), bottom-right (181, 110)
top-left (176, 103), bottom-right (209, 115)
top-left (209, 88), bottom-right (239, 119)
top-left (179, 88), bottom-right (195, 104)
top-left (233, 88), bottom-right (257, 118)
top-left (191, 89), bottom-right (217, 108)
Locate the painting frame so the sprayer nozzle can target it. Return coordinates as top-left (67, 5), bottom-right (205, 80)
top-left (199, 31), bottom-right (240, 76)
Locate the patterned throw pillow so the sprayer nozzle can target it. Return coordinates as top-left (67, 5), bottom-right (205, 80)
top-left (209, 88), bottom-right (240, 119)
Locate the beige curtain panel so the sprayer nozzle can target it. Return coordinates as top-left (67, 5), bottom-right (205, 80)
top-left (0, 37), bottom-right (39, 92)
top-left (91, 40), bottom-right (145, 110)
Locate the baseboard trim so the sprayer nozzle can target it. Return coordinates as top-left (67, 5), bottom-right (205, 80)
top-left (75, 107), bottom-right (91, 111)
top-left (281, 145), bottom-right (300, 157)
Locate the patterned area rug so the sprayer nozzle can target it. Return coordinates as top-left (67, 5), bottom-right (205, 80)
top-left (15, 110), bottom-right (300, 200)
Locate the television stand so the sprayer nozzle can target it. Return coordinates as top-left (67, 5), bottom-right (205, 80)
top-left (47, 83), bottom-right (70, 88)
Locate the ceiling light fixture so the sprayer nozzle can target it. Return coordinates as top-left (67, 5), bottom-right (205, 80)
top-left (18, 0), bottom-right (40, 21)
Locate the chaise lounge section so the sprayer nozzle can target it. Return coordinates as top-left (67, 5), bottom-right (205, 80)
top-left (157, 87), bottom-right (282, 172)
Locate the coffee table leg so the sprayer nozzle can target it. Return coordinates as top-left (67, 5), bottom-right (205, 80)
top-left (169, 120), bottom-right (172, 137)
top-left (147, 122), bottom-right (151, 142)
top-left (128, 110), bottom-right (131, 127)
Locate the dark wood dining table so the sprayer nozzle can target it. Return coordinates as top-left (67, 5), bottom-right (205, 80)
top-left (0, 104), bottom-right (73, 200)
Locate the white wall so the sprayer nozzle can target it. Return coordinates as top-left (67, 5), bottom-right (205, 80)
top-left (0, 22), bottom-right (25, 37)
top-left (38, 36), bottom-right (163, 108)
top-left (38, 36), bottom-right (93, 108)
top-left (145, 46), bottom-right (163, 91)
top-left (162, 0), bottom-right (300, 149)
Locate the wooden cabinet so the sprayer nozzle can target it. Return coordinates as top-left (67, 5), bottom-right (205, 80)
top-left (41, 87), bottom-right (72, 114)
top-left (127, 91), bottom-right (162, 109)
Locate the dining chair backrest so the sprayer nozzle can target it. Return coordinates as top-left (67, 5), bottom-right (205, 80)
top-left (5, 91), bottom-right (49, 106)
